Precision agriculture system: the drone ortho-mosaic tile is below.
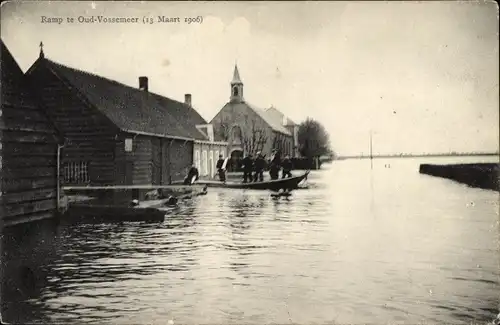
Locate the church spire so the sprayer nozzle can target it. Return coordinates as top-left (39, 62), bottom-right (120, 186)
top-left (231, 64), bottom-right (242, 84)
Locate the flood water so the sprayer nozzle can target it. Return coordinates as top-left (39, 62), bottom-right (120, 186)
top-left (2, 156), bottom-right (499, 324)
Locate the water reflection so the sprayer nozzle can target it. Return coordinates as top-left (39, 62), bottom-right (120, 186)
top-left (2, 156), bottom-right (499, 325)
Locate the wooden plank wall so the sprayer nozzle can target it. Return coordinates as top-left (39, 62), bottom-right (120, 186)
top-left (115, 134), bottom-right (194, 185)
top-left (151, 138), bottom-right (162, 185)
top-left (1, 46), bottom-right (59, 225)
top-left (161, 139), bottom-right (171, 185)
top-left (0, 66), bottom-right (4, 222)
top-left (115, 134), bottom-right (153, 185)
top-left (169, 139), bottom-right (194, 182)
top-left (28, 64), bottom-right (118, 185)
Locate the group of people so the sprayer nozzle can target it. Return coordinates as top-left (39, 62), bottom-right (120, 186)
top-left (239, 150), bottom-right (293, 183)
top-left (184, 150), bottom-right (293, 185)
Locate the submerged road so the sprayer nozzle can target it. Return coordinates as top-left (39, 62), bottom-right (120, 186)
top-left (2, 156), bottom-right (499, 324)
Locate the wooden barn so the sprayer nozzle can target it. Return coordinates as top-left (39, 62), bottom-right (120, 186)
top-left (1, 40), bottom-right (61, 225)
top-left (25, 46), bottom-right (225, 186)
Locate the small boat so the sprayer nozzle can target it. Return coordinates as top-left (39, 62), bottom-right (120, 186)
top-left (185, 171), bottom-right (310, 191)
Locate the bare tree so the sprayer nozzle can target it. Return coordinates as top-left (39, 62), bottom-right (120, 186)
top-left (215, 116), bottom-right (268, 156)
top-left (272, 133), bottom-right (288, 154)
top-left (242, 117), bottom-right (268, 156)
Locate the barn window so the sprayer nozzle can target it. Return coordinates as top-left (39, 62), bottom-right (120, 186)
top-left (125, 138), bottom-right (133, 152)
top-left (202, 150), bottom-right (208, 176)
top-left (63, 161), bottom-right (90, 184)
top-left (232, 125), bottom-right (242, 144)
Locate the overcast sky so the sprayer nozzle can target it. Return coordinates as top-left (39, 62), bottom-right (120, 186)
top-left (1, 1), bottom-right (498, 155)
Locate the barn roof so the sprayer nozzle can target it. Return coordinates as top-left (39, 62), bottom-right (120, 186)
top-left (27, 58), bottom-right (209, 141)
top-left (1, 40), bottom-right (61, 142)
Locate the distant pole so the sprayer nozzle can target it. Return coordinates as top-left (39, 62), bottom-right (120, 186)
top-left (370, 130), bottom-right (373, 170)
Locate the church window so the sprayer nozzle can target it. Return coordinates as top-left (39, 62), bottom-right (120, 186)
top-left (233, 86), bottom-right (239, 97)
top-left (232, 125), bottom-right (242, 143)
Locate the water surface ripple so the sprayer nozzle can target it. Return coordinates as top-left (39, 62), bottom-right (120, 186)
top-left (3, 157), bottom-right (499, 324)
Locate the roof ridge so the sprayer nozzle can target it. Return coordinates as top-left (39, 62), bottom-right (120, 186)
top-left (40, 57), bottom-right (209, 140)
top-left (44, 58), bottom-right (190, 105)
top-left (242, 101), bottom-right (291, 135)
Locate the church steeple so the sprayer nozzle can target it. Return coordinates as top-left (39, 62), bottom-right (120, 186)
top-left (230, 64), bottom-right (243, 102)
top-left (232, 64), bottom-right (242, 84)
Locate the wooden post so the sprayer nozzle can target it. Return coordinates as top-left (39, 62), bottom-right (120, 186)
top-left (167, 139), bottom-right (174, 185)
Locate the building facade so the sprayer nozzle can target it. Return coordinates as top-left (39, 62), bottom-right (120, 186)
top-left (193, 124), bottom-right (228, 179)
top-left (1, 41), bottom-right (60, 225)
top-left (210, 65), bottom-right (295, 169)
top-left (26, 46), bottom-right (226, 186)
top-left (265, 106), bottom-right (300, 157)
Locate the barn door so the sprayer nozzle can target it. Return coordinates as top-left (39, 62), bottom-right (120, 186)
top-left (125, 161), bottom-right (134, 185)
top-left (151, 138), bottom-right (162, 185)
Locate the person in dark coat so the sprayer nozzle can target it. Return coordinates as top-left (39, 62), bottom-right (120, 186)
top-left (242, 153), bottom-right (254, 183)
top-left (269, 149), bottom-right (281, 180)
top-left (215, 154), bottom-right (226, 182)
top-left (183, 165), bottom-right (199, 185)
top-left (253, 152), bottom-right (266, 182)
top-left (281, 155), bottom-right (293, 178)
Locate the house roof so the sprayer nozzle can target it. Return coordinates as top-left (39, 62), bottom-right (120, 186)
top-left (28, 58), bottom-right (209, 141)
top-left (1, 40), bottom-right (60, 141)
top-left (265, 106), bottom-right (298, 126)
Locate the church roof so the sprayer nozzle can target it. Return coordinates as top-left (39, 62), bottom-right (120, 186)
top-left (220, 101), bottom-right (291, 135)
top-left (231, 64), bottom-right (242, 84)
top-left (266, 106), bottom-right (298, 126)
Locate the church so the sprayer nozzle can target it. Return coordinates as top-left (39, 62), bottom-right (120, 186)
top-left (210, 65), bottom-right (298, 169)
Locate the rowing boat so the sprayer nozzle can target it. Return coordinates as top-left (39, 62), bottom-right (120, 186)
top-left (180, 171), bottom-right (310, 191)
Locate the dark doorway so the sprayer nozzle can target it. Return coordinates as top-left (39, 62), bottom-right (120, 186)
top-left (125, 161), bottom-right (134, 185)
top-left (229, 149), bottom-right (243, 172)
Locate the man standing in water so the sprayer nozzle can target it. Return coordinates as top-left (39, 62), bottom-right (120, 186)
top-left (269, 149), bottom-right (281, 180)
top-left (215, 154), bottom-right (226, 183)
top-left (281, 155), bottom-right (293, 178)
top-left (253, 152), bottom-right (266, 182)
top-left (242, 153), bottom-right (254, 183)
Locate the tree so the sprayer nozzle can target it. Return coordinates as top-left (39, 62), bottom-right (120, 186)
top-left (241, 117), bottom-right (268, 156)
top-left (297, 118), bottom-right (331, 158)
top-left (272, 133), bottom-right (287, 155)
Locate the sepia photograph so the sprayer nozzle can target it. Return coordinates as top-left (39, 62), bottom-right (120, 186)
top-left (0, 1), bottom-right (499, 324)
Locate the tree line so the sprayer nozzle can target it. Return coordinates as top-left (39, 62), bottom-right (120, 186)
top-left (297, 117), bottom-right (333, 159)
top-left (215, 116), bottom-right (334, 159)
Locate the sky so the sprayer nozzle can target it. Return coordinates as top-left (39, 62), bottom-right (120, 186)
top-left (1, 1), bottom-right (498, 156)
